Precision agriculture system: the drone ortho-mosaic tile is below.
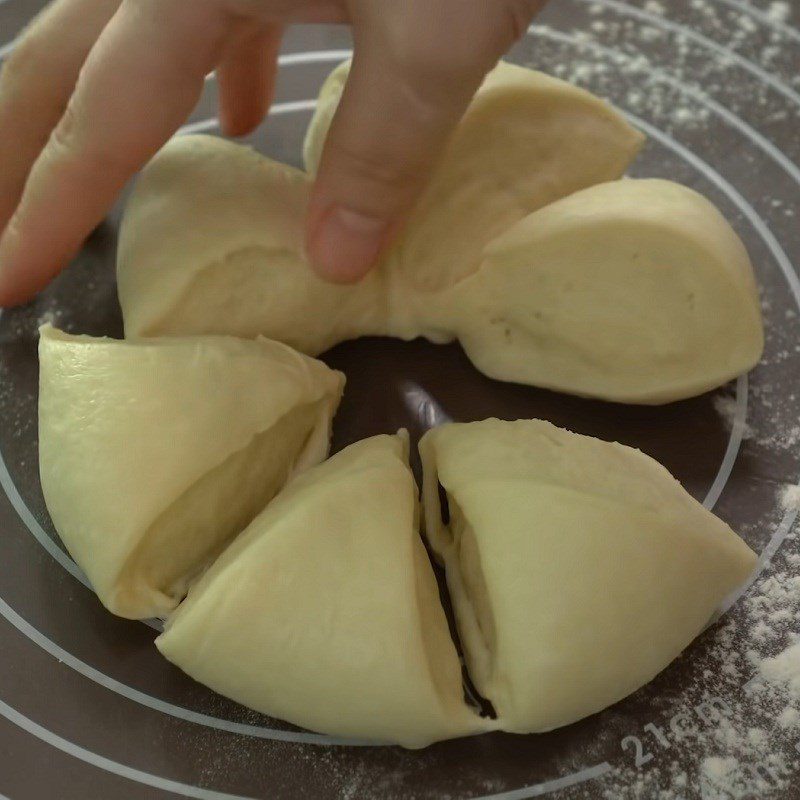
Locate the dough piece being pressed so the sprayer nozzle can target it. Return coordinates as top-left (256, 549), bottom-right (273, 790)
top-left (445, 179), bottom-right (764, 404)
top-left (303, 60), bottom-right (645, 297)
top-left (118, 60), bottom-right (642, 348)
top-left (117, 135), bottom-right (386, 355)
top-left (38, 325), bottom-right (344, 619)
top-left (117, 61), bottom-right (763, 403)
top-left (157, 434), bottom-right (487, 748)
top-left (419, 419), bottom-right (756, 733)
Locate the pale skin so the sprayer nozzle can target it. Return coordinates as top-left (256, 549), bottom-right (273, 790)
top-left (0, 0), bottom-right (546, 306)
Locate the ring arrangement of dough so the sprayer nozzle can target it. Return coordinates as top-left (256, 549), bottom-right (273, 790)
top-left (37, 61), bottom-right (761, 748)
top-left (117, 60), bottom-right (763, 404)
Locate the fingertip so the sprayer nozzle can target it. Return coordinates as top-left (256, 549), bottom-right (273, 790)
top-left (219, 111), bottom-right (260, 139)
top-left (0, 228), bottom-right (23, 308)
top-left (0, 264), bottom-right (37, 309)
top-left (306, 204), bottom-right (389, 284)
top-left (0, 220), bottom-right (55, 308)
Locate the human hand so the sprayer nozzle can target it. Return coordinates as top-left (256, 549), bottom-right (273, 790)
top-left (0, 0), bottom-right (545, 305)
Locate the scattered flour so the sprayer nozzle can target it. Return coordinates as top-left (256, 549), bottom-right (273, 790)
top-left (712, 393), bottom-right (754, 440)
top-left (36, 309), bottom-right (62, 328)
top-left (778, 707), bottom-right (800, 729)
top-left (780, 484), bottom-right (800, 513)
top-left (766, 1), bottom-right (792, 24)
top-left (714, 386), bottom-right (800, 455)
top-left (760, 641), bottom-right (800, 698)
top-left (594, 521), bottom-right (800, 799)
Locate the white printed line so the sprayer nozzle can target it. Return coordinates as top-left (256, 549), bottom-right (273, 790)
top-left (0, 695), bottom-right (259, 800)
top-left (0, 441), bottom-right (161, 633)
top-left (716, 0), bottom-right (800, 46)
top-left (579, 0), bottom-right (800, 110)
top-left (204, 50), bottom-right (351, 83)
top-left (720, 509), bottom-right (799, 614)
top-left (177, 100), bottom-right (317, 136)
top-left (0, 594), bottom-right (363, 745)
top-left (178, 118), bottom-right (219, 135)
top-left (0, 681), bottom-right (613, 800)
top-left (0, 443), bottom-right (90, 589)
top-left (0, 594), bottom-right (616, 798)
top-left (0, 40), bottom-right (15, 61)
top-left (531, 25), bottom-right (800, 206)
top-left (277, 49), bottom-right (351, 66)
top-left (469, 762), bottom-right (612, 800)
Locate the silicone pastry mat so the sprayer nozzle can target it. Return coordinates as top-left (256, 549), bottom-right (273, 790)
top-left (0, 1), bottom-right (799, 798)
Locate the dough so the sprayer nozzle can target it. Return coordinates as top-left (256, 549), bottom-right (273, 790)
top-left (303, 60), bottom-right (646, 296)
top-left (157, 434), bottom-right (487, 748)
top-left (419, 419), bottom-right (756, 733)
top-left (448, 179), bottom-right (764, 403)
top-left (38, 325), bottom-right (344, 619)
top-left (116, 61), bottom-right (763, 403)
top-left (123, 62), bottom-right (756, 405)
top-left (117, 137), bottom-right (386, 355)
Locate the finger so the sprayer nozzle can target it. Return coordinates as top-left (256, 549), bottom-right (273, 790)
top-left (0, 0), bottom-right (121, 235)
top-left (0, 0), bottom-right (233, 306)
top-left (216, 23), bottom-right (283, 138)
top-left (306, 0), bottom-right (543, 283)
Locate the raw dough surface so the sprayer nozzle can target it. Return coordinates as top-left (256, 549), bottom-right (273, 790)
top-left (419, 419), bottom-right (757, 733)
top-left (450, 178), bottom-right (764, 402)
top-left (38, 325), bottom-right (344, 619)
top-left (116, 62), bottom-right (763, 403)
top-left (157, 434), bottom-right (487, 748)
top-left (304, 61), bottom-right (646, 296)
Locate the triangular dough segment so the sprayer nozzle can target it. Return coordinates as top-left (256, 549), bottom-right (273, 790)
top-left (38, 326), bottom-right (344, 618)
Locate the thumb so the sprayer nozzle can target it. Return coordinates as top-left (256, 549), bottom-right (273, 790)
top-left (306, 3), bottom-right (537, 284)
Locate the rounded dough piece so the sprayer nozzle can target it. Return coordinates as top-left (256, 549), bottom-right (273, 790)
top-left (156, 434), bottom-right (487, 748)
top-left (419, 419), bottom-right (756, 733)
top-left (445, 179), bottom-right (764, 403)
top-left (304, 60), bottom-right (645, 299)
top-left (38, 325), bottom-right (344, 619)
top-left (116, 134), bottom-right (386, 354)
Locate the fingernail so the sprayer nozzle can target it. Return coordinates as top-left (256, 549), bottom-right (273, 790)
top-left (307, 205), bottom-right (388, 283)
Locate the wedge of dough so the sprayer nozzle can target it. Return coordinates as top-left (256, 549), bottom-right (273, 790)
top-left (157, 434), bottom-right (486, 748)
top-left (116, 135), bottom-right (386, 354)
top-left (303, 59), bottom-right (645, 297)
top-left (420, 419), bottom-right (756, 733)
top-left (38, 325), bottom-right (344, 619)
top-left (445, 179), bottom-right (764, 403)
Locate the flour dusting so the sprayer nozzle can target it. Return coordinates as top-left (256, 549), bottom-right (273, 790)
top-left (780, 484), bottom-right (800, 513)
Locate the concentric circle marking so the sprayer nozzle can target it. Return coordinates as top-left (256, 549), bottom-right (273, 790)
top-left (0, 695), bottom-right (258, 800)
top-left (581, 0), bottom-right (800, 109)
top-left (716, 0), bottom-right (800, 44)
top-left (0, 681), bottom-right (613, 799)
top-left (0, 593), bottom-right (365, 746)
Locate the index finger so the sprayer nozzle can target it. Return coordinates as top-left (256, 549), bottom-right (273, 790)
top-left (0, 0), bottom-right (232, 306)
